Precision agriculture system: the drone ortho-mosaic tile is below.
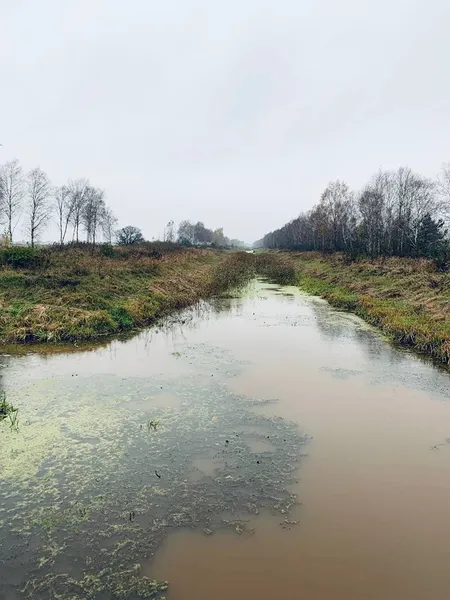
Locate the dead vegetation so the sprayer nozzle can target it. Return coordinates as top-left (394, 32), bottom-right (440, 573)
top-left (273, 251), bottom-right (450, 365)
top-left (3, 245), bottom-right (445, 365)
top-left (0, 244), bottom-right (254, 344)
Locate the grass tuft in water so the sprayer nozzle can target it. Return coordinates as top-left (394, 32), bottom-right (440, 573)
top-left (0, 391), bottom-right (19, 430)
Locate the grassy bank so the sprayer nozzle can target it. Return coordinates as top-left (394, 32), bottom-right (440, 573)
top-left (258, 251), bottom-right (450, 365)
top-left (0, 245), bottom-right (254, 344)
top-left (3, 245), bottom-right (448, 363)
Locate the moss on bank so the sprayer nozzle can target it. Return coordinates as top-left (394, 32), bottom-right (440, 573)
top-left (257, 251), bottom-right (450, 365)
top-left (0, 247), bottom-right (255, 345)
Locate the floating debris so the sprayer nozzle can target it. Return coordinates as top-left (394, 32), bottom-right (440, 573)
top-left (430, 438), bottom-right (450, 450)
top-left (147, 418), bottom-right (160, 432)
top-left (280, 518), bottom-right (299, 529)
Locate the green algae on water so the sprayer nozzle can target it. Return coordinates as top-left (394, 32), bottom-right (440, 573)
top-left (0, 343), bottom-right (307, 600)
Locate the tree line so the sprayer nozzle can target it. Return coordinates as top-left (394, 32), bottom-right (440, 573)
top-left (115, 221), bottom-right (243, 247)
top-left (176, 220), bottom-right (244, 248)
top-left (258, 164), bottom-right (450, 262)
top-left (0, 158), bottom-right (243, 249)
top-left (0, 159), bottom-right (118, 247)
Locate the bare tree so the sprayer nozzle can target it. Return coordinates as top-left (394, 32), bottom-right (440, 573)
top-left (212, 228), bottom-right (227, 247)
top-left (359, 188), bottom-right (384, 256)
top-left (54, 185), bottom-right (74, 245)
top-left (370, 170), bottom-right (397, 255)
top-left (319, 181), bottom-right (353, 251)
top-left (406, 175), bottom-right (437, 253)
top-left (177, 220), bottom-right (195, 244)
top-left (68, 179), bottom-right (89, 242)
top-left (26, 167), bottom-right (52, 247)
top-left (437, 163), bottom-right (450, 223)
top-left (0, 159), bottom-right (25, 242)
top-left (82, 187), bottom-right (105, 245)
top-left (261, 164), bottom-right (447, 260)
top-left (164, 220), bottom-right (175, 242)
top-left (0, 170), bottom-right (4, 224)
top-left (102, 206), bottom-right (118, 244)
top-left (193, 221), bottom-right (213, 244)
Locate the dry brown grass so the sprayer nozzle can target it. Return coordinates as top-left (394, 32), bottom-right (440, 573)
top-left (0, 245), bottom-right (253, 345)
top-left (287, 251), bottom-right (450, 364)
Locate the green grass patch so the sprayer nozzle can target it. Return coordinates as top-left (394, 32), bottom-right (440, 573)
top-left (291, 252), bottom-right (450, 365)
top-left (0, 246), bottom-right (47, 269)
top-left (0, 391), bottom-right (19, 430)
top-left (299, 276), bottom-right (359, 310)
top-left (251, 250), bottom-right (450, 365)
top-left (108, 307), bottom-right (134, 330)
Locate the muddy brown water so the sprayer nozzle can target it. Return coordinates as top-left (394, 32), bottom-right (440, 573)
top-left (1, 280), bottom-right (450, 600)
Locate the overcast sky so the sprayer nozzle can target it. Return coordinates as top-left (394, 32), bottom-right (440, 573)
top-left (1, 0), bottom-right (449, 243)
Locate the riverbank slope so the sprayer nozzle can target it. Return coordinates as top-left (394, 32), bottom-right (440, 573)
top-left (0, 245), bottom-right (253, 344)
top-left (260, 251), bottom-right (450, 365)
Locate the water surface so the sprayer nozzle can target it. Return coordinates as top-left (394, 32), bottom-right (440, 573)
top-left (1, 281), bottom-right (450, 599)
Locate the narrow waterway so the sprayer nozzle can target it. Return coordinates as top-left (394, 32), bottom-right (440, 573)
top-left (1, 281), bottom-right (450, 599)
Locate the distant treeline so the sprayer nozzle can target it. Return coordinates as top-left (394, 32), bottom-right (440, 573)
top-left (176, 220), bottom-right (244, 248)
top-left (258, 164), bottom-right (450, 263)
top-left (0, 158), bottom-right (243, 249)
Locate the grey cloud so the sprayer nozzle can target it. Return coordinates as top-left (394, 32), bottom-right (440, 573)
top-left (1, 0), bottom-right (449, 242)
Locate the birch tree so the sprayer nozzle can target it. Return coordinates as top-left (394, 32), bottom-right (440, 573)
top-left (26, 167), bottom-right (52, 247)
top-left (164, 220), bottom-right (175, 242)
top-left (437, 163), bottom-right (450, 223)
top-left (54, 185), bottom-right (74, 245)
top-left (177, 220), bottom-right (195, 244)
top-left (0, 159), bottom-right (25, 242)
top-left (102, 206), bottom-right (118, 244)
top-left (68, 179), bottom-right (89, 242)
top-left (261, 165), bottom-right (446, 259)
top-left (82, 187), bottom-right (105, 245)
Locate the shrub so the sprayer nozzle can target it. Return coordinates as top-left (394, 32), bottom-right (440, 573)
top-left (0, 246), bottom-right (45, 269)
top-left (99, 243), bottom-right (115, 257)
top-left (115, 241), bottom-right (184, 260)
top-left (210, 252), bottom-right (255, 291)
top-left (255, 253), bottom-right (298, 285)
top-left (433, 252), bottom-right (450, 273)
